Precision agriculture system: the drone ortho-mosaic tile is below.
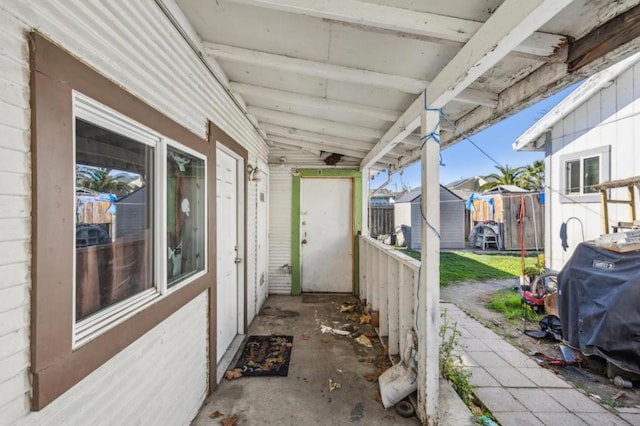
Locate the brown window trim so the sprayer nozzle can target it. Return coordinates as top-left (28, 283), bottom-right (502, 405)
top-left (30, 32), bottom-right (217, 409)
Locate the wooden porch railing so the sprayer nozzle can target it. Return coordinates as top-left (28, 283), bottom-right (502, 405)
top-left (358, 235), bottom-right (419, 357)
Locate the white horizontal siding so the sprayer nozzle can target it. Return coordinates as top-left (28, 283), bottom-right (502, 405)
top-left (247, 164), bottom-right (258, 323)
top-left (547, 61), bottom-right (640, 271)
top-left (0, 0), bottom-right (269, 423)
top-left (18, 293), bottom-right (208, 426)
top-left (6, 0), bottom-right (269, 152)
top-left (268, 167), bottom-right (292, 294)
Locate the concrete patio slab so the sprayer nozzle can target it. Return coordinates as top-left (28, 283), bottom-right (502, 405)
top-left (193, 295), bottom-right (474, 425)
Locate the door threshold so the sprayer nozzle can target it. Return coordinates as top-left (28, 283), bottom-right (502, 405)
top-left (216, 334), bottom-right (245, 383)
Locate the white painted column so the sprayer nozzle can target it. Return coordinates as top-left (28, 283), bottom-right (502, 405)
top-left (361, 168), bottom-right (370, 237)
top-left (418, 108), bottom-right (441, 425)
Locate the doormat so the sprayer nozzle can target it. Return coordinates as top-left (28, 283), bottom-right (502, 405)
top-left (234, 335), bottom-right (293, 377)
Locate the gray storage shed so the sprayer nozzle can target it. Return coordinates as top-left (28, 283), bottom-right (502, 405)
top-left (394, 186), bottom-right (466, 250)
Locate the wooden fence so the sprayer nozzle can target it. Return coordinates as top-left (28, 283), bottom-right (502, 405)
top-left (369, 206), bottom-right (394, 238)
top-left (472, 193), bottom-right (544, 250)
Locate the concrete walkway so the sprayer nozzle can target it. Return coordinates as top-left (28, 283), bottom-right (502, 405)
top-left (443, 303), bottom-right (639, 426)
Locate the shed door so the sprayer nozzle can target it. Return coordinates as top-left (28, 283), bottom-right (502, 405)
top-left (216, 147), bottom-right (242, 362)
top-left (300, 178), bottom-right (352, 293)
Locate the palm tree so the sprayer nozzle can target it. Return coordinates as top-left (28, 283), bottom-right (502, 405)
top-left (521, 160), bottom-right (545, 190)
top-left (478, 164), bottom-right (526, 192)
top-left (76, 167), bottom-right (134, 195)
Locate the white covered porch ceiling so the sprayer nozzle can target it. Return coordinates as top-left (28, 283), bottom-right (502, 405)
top-left (173, 0), bottom-right (640, 171)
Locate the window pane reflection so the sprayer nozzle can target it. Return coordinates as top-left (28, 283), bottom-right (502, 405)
top-left (75, 119), bottom-right (154, 321)
top-left (167, 146), bottom-right (205, 286)
top-left (583, 156), bottom-right (600, 194)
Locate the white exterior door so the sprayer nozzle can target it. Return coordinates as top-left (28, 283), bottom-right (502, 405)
top-left (300, 178), bottom-right (352, 293)
top-left (216, 147), bottom-right (242, 362)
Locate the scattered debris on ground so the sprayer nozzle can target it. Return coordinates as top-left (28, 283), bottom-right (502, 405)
top-left (355, 334), bottom-right (373, 347)
top-left (442, 279), bottom-right (640, 408)
top-left (320, 324), bottom-right (352, 336)
top-left (340, 302), bottom-right (357, 312)
top-left (224, 369), bottom-right (242, 380)
top-left (208, 410), bottom-right (222, 419)
top-left (220, 415), bottom-right (238, 426)
top-left (329, 379), bottom-right (342, 392)
top-left (360, 313), bottom-right (371, 324)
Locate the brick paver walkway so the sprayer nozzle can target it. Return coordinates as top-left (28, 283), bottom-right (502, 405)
top-left (442, 303), bottom-right (640, 426)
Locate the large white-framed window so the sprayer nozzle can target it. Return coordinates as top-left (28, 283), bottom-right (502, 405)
top-left (560, 146), bottom-right (610, 203)
top-left (73, 92), bottom-right (207, 347)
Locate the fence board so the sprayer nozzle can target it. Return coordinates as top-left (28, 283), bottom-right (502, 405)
top-left (369, 206), bottom-right (394, 238)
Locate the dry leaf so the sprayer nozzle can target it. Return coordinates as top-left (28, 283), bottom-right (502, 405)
top-left (221, 415), bottom-right (238, 426)
top-left (224, 369), bottom-right (242, 380)
top-left (355, 334), bottom-right (373, 348)
top-left (301, 333), bottom-right (310, 340)
top-left (209, 411), bottom-right (223, 419)
top-left (359, 314), bottom-right (371, 324)
top-left (364, 372), bottom-right (378, 382)
top-left (363, 330), bottom-right (377, 338)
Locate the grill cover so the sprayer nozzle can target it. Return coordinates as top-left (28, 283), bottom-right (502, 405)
top-left (558, 242), bottom-right (640, 374)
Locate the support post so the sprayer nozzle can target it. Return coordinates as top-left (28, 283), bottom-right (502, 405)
top-left (417, 107), bottom-right (441, 425)
top-left (362, 168), bottom-right (370, 236)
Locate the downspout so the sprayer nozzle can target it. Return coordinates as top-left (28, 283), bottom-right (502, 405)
top-left (369, 170), bottom-right (395, 198)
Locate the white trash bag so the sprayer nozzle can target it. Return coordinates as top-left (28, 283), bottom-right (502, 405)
top-left (378, 332), bottom-right (418, 408)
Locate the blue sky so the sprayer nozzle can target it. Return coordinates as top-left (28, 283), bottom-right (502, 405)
top-left (372, 82), bottom-right (581, 192)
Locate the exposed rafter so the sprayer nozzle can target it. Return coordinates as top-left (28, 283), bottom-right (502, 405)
top-left (268, 135), bottom-right (398, 161)
top-left (261, 123), bottom-right (376, 151)
top-left (248, 107), bottom-right (384, 141)
top-left (204, 43), bottom-right (498, 107)
top-left (361, 0), bottom-right (574, 169)
top-left (231, 82), bottom-right (401, 122)
top-left (568, 3), bottom-right (640, 72)
top-left (228, 0), bottom-right (568, 57)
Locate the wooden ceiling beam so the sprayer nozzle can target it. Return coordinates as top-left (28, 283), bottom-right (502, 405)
top-left (248, 106), bottom-right (384, 141)
top-left (261, 123), bottom-right (376, 151)
top-left (568, 3), bottom-right (640, 72)
top-left (230, 82), bottom-right (402, 122)
top-left (228, 0), bottom-right (568, 57)
top-left (204, 42), bottom-right (498, 107)
top-left (361, 0), bottom-right (574, 169)
top-left (268, 135), bottom-right (399, 161)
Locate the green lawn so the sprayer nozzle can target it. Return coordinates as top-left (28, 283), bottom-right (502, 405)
top-left (398, 249), bottom-right (536, 286)
top-left (486, 288), bottom-right (542, 320)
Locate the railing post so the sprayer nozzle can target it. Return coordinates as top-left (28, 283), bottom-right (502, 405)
top-left (379, 249), bottom-right (389, 337)
top-left (371, 247), bottom-right (379, 311)
top-left (387, 256), bottom-right (400, 355)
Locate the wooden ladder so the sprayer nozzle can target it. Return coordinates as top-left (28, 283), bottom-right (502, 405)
top-left (593, 176), bottom-right (640, 234)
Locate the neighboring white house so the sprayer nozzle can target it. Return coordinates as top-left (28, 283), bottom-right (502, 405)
top-left (514, 51), bottom-right (640, 272)
top-left (394, 187), bottom-right (465, 250)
